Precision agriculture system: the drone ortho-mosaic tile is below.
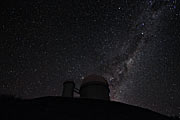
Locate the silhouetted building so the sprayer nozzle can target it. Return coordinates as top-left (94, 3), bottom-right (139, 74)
top-left (80, 74), bottom-right (110, 100)
top-left (62, 81), bottom-right (75, 97)
top-left (61, 74), bottom-right (110, 100)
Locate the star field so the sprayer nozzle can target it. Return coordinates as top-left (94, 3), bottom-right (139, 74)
top-left (0, 0), bottom-right (180, 117)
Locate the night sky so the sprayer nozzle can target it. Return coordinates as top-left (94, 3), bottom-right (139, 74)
top-left (0, 0), bottom-right (180, 117)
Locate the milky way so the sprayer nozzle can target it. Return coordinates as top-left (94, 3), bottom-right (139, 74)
top-left (93, 0), bottom-right (179, 116)
top-left (0, 0), bottom-right (180, 117)
top-left (95, 0), bottom-right (175, 97)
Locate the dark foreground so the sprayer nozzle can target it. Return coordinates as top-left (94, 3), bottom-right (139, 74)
top-left (0, 95), bottom-right (179, 120)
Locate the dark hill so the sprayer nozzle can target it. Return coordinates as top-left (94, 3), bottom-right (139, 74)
top-left (0, 95), bottom-right (178, 120)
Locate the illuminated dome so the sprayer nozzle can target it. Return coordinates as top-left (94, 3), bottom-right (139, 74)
top-left (81, 74), bottom-right (109, 86)
top-left (80, 74), bottom-right (110, 100)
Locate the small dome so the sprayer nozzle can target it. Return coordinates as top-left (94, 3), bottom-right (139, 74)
top-left (82, 74), bottom-right (108, 86)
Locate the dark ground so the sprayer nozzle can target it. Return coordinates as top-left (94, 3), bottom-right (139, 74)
top-left (0, 95), bottom-right (179, 120)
